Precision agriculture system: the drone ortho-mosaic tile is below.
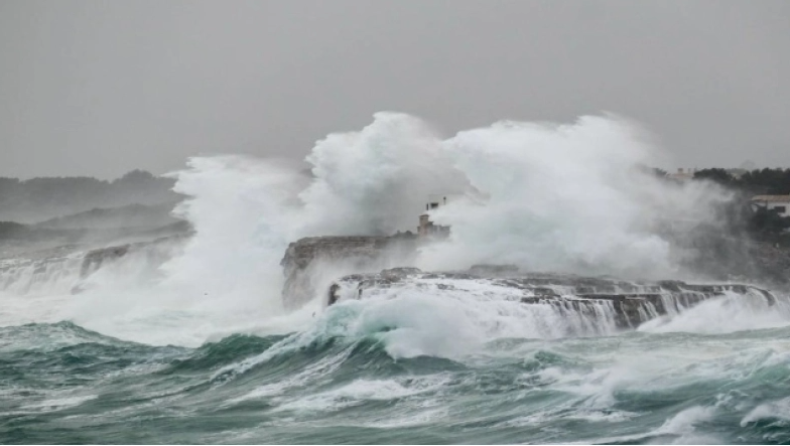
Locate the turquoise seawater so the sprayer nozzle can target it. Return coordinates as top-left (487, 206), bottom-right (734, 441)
top-left (3, 313), bottom-right (790, 444)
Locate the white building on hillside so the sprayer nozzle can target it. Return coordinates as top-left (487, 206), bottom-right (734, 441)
top-left (667, 168), bottom-right (696, 181)
top-left (752, 195), bottom-right (790, 217)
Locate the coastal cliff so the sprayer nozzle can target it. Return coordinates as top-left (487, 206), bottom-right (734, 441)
top-left (279, 234), bottom-right (418, 308)
top-left (280, 231), bottom-right (790, 306)
top-left (274, 229), bottom-right (790, 333)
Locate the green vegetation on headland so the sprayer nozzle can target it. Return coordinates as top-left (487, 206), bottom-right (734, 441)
top-left (689, 168), bottom-right (790, 244)
top-left (644, 167), bottom-right (790, 287)
top-left (0, 171), bottom-right (188, 257)
top-left (0, 170), bottom-right (181, 224)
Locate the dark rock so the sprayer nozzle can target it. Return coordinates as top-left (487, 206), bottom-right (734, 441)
top-left (327, 267), bottom-right (776, 330)
top-left (80, 245), bottom-right (130, 278)
top-left (469, 264), bottom-right (519, 276)
top-left (281, 235), bottom-right (418, 308)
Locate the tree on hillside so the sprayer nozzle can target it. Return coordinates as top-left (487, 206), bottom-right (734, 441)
top-left (693, 168), bottom-right (736, 187)
top-left (0, 171), bottom-right (181, 223)
top-left (739, 168), bottom-right (790, 195)
top-left (690, 167), bottom-right (790, 240)
top-left (750, 207), bottom-right (790, 239)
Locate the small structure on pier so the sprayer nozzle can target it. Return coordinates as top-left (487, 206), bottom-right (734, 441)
top-left (418, 194), bottom-right (451, 238)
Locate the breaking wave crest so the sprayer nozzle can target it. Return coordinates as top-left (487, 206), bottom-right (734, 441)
top-left (110, 113), bottom-right (733, 340)
top-left (166, 112), bottom-right (730, 284)
top-left (4, 311), bottom-right (790, 444)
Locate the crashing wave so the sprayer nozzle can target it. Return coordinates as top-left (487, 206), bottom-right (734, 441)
top-left (327, 266), bottom-right (785, 337)
top-left (0, 235), bottom-right (187, 296)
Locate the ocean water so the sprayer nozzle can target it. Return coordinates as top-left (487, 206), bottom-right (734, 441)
top-left (3, 301), bottom-right (790, 444)
top-left (2, 113), bottom-right (789, 444)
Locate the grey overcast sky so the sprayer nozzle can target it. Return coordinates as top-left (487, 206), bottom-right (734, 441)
top-left (1, 0), bottom-right (788, 179)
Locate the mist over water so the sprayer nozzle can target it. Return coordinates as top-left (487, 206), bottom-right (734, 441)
top-left (164, 111), bottom-right (733, 302)
top-left (3, 112), bottom-right (746, 345)
top-left (2, 112), bottom-right (790, 444)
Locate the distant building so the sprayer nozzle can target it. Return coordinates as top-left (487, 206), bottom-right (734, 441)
top-left (752, 195), bottom-right (790, 218)
top-left (667, 168), bottom-right (696, 182)
top-left (666, 167), bottom-right (749, 182)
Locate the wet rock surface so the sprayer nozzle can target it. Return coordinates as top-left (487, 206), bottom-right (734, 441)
top-left (328, 265), bottom-right (776, 329)
top-left (80, 245), bottom-right (131, 278)
top-left (280, 235), bottom-right (418, 308)
top-left (0, 234), bottom-right (187, 296)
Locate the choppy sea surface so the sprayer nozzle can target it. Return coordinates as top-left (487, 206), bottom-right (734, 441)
top-left (3, 288), bottom-right (790, 444)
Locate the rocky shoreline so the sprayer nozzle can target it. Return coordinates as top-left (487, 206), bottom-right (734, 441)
top-left (277, 233), bottom-right (790, 330)
top-left (327, 266), bottom-right (776, 330)
top-left (280, 234), bottom-right (790, 300)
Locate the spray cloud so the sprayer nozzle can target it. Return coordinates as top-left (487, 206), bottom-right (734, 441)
top-left (168, 112), bottom-right (728, 285)
top-left (67, 111), bottom-right (730, 344)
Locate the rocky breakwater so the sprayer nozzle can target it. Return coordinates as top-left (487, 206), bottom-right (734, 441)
top-left (71, 234), bottom-right (188, 293)
top-left (0, 236), bottom-right (183, 296)
top-left (280, 234), bottom-right (418, 308)
top-left (327, 265), bottom-right (779, 333)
